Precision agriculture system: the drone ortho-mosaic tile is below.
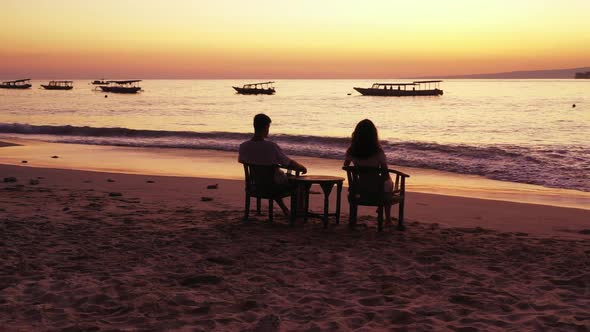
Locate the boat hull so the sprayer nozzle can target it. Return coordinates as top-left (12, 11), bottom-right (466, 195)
top-left (354, 87), bottom-right (443, 96)
top-left (41, 85), bottom-right (73, 90)
top-left (233, 87), bottom-right (275, 95)
top-left (99, 86), bottom-right (142, 93)
top-left (0, 84), bottom-right (32, 89)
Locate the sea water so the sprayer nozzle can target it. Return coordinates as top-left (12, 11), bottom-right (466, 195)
top-left (0, 79), bottom-right (588, 192)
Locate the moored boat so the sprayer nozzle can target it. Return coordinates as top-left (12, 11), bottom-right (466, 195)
top-left (99, 80), bottom-right (142, 93)
top-left (0, 79), bottom-right (32, 89)
top-left (354, 80), bottom-right (443, 96)
top-left (233, 81), bottom-right (276, 95)
top-left (41, 81), bottom-right (74, 90)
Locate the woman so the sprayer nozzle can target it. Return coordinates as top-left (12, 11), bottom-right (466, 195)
top-left (344, 119), bottom-right (394, 223)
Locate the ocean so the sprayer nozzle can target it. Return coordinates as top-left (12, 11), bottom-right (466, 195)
top-left (1, 79), bottom-right (588, 192)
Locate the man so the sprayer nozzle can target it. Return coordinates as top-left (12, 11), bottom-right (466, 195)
top-left (238, 113), bottom-right (307, 214)
top-left (239, 113), bottom-right (307, 178)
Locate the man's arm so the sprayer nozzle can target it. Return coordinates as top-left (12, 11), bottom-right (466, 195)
top-left (272, 141), bottom-right (307, 174)
top-left (288, 159), bottom-right (307, 174)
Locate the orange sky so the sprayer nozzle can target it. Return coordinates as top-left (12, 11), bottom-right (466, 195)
top-left (1, 0), bottom-right (589, 78)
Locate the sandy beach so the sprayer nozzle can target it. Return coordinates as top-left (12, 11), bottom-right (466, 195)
top-left (1, 139), bottom-right (590, 331)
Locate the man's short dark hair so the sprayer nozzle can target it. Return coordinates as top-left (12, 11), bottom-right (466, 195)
top-left (253, 113), bottom-right (272, 133)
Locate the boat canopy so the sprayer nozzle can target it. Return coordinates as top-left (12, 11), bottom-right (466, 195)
top-left (370, 80), bottom-right (442, 90)
top-left (373, 83), bottom-right (415, 86)
top-left (49, 80), bottom-right (73, 83)
top-left (243, 81), bottom-right (274, 89)
top-left (371, 83), bottom-right (415, 89)
top-left (107, 80), bottom-right (142, 84)
top-left (2, 79), bottom-right (31, 84)
top-left (412, 80), bottom-right (442, 89)
top-left (412, 80), bottom-right (443, 84)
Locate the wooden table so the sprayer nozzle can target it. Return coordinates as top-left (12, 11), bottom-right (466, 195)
top-left (289, 175), bottom-right (344, 228)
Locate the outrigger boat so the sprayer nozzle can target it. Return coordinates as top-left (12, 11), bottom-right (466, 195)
top-left (98, 80), bottom-right (142, 93)
top-left (354, 80), bottom-right (443, 96)
top-left (233, 81), bottom-right (276, 95)
top-left (41, 81), bottom-right (73, 90)
top-left (0, 79), bottom-right (32, 89)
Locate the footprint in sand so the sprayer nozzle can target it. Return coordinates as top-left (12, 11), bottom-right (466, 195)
top-left (358, 296), bottom-right (384, 306)
top-left (251, 314), bottom-right (280, 332)
top-left (180, 275), bottom-right (223, 287)
top-left (206, 256), bottom-right (235, 266)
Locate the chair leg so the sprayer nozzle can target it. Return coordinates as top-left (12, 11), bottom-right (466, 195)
top-left (303, 184), bottom-right (311, 224)
top-left (268, 199), bottom-right (274, 222)
top-left (349, 203), bottom-right (357, 229)
top-left (244, 194), bottom-right (250, 221)
top-left (377, 205), bottom-right (384, 232)
top-left (256, 198), bottom-right (262, 215)
top-left (398, 199), bottom-right (406, 231)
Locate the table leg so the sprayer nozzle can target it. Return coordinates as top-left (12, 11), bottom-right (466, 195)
top-left (303, 183), bottom-right (312, 224)
top-left (320, 182), bottom-right (334, 229)
top-left (335, 182), bottom-right (342, 225)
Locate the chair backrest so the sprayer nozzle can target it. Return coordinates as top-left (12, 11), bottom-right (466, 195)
top-left (242, 163), bottom-right (280, 196)
top-left (343, 166), bottom-right (389, 206)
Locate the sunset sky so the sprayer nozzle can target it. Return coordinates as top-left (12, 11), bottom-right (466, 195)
top-left (1, 0), bottom-right (589, 78)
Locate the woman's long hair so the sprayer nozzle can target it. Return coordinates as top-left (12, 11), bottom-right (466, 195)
top-left (346, 119), bottom-right (382, 159)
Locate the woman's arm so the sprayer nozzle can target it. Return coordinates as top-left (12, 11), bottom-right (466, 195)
top-left (378, 150), bottom-right (391, 178)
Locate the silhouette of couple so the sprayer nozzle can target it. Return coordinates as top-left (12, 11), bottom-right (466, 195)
top-left (238, 113), bottom-right (395, 223)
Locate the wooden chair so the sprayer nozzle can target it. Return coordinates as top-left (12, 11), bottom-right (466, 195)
top-left (241, 163), bottom-right (299, 222)
top-left (342, 166), bottom-right (410, 232)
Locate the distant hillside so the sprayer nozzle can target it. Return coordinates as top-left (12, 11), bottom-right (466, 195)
top-left (425, 67), bottom-right (590, 79)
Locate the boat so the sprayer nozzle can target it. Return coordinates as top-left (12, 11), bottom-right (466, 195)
top-left (354, 80), bottom-right (443, 96)
top-left (575, 72), bottom-right (590, 79)
top-left (233, 81), bottom-right (276, 95)
top-left (91, 79), bottom-right (109, 85)
top-left (41, 81), bottom-right (73, 90)
top-left (0, 79), bottom-right (32, 89)
top-left (98, 80), bottom-right (142, 93)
